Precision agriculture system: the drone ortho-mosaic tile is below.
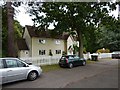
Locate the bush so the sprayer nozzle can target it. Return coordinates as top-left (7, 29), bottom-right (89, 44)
top-left (83, 47), bottom-right (87, 54)
top-left (62, 51), bottom-right (67, 55)
top-left (96, 48), bottom-right (110, 53)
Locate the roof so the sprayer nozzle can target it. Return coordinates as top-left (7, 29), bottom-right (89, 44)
top-left (17, 39), bottom-right (29, 50)
top-left (25, 25), bottom-right (69, 40)
top-left (0, 58), bottom-right (19, 60)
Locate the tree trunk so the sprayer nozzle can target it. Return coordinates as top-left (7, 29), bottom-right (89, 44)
top-left (7, 2), bottom-right (15, 57)
top-left (77, 30), bottom-right (83, 58)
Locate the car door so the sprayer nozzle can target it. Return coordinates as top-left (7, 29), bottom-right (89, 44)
top-left (68, 56), bottom-right (74, 63)
top-left (74, 56), bottom-right (81, 66)
top-left (0, 59), bottom-right (7, 84)
top-left (5, 59), bottom-right (29, 83)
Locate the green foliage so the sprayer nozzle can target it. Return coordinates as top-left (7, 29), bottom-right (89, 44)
top-left (29, 2), bottom-right (117, 56)
top-left (83, 47), bottom-right (87, 54)
top-left (73, 44), bottom-right (79, 53)
top-left (2, 5), bottom-right (23, 57)
top-left (62, 51), bottom-right (67, 56)
top-left (96, 48), bottom-right (110, 53)
top-left (96, 18), bottom-right (120, 52)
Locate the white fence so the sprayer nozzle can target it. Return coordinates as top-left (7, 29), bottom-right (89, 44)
top-left (21, 56), bottom-right (61, 66)
top-left (21, 53), bottom-right (113, 66)
top-left (84, 53), bottom-right (113, 60)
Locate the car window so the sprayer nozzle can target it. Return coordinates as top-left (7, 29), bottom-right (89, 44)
top-left (17, 60), bottom-right (26, 67)
top-left (74, 56), bottom-right (80, 59)
top-left (0, 59), bottom-right (3, 69)
top-left (6, 59), bottom-right (18, 68)
top-left (69, 56), bottom-right (74, 59)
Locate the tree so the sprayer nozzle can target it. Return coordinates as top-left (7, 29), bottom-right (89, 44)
top-left (2, 4), bottom-right (23, 57)
top-left (29, 2), bottom-right (116, 57)
top-left (97, 17), bottom-right (120, 52)
top-left (6, 2), bottom-right (15, 57)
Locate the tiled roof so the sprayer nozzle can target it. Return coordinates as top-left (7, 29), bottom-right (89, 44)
top-left (17, 39), bottom-right (29, 50)
top-left (25, 25), bottom-right (69, 40)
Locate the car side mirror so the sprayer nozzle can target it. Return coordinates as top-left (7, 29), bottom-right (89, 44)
top-left (23, 64), bottom-right (29, 67)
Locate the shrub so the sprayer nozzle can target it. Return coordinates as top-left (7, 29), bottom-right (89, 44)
top-left (83, 47), bottom-right (87, 54)
top-left (62, 51), bottom-right (67, 55)
top-left (96, 48), bottom-right (110, 53)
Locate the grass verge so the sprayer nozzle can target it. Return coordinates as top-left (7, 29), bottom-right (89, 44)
top-left (86, 60), bottom-right (96, 64)
top-left (41, 59), bottom-right (106, 73)
top-left (41, 64), bottom-right (63, 73)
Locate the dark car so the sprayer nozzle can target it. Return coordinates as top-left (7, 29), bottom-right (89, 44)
top-left (112, 51), bottom-right (120, 59)
top-left (59, 55), bottom-right (86, 68)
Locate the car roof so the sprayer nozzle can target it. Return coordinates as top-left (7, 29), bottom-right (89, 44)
top-left (0, 57), bottom-right (19, 59)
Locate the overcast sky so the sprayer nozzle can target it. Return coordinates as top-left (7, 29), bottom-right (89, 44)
top-left (14, 3), bottom-right (119, 28)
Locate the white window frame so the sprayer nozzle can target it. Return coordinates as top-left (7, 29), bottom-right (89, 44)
top-left (55, 40), bottom-right (60, 44)
top-left (39, 39), bottom-right (46, 44)
top-left (56, 50), bottom-right (61, 54)
top-left (39, 50), bottom-right (46, 55)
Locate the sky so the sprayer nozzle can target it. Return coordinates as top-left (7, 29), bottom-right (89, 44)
top-left (14, 3), bottom-right (119, 29)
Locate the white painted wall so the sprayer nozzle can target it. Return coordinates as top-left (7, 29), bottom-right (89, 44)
top-left (32, 37), bottom-right (65, 58)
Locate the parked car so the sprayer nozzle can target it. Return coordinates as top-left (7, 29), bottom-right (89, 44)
top-left (112, 51), bottom-right (120, 59)
top-left (0, 58), bottom-right (42, 84)
top-left (59, 55), bottom-right (86, 68)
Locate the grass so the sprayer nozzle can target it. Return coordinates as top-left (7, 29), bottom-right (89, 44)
top-left (41, 64), bottom-right (63, 73)
top-left (41, 60), bottom-right (96, 73)
top-left (86, 60), bottom-right (96, 64)
top-left (41, 59), bottom-right (111, 72)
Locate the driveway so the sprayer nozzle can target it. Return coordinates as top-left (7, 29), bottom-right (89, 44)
top-left (2, 59), bottom-right (118, 88)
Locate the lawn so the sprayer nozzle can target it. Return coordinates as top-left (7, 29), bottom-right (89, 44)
top-left (40, 58), bottom-right (113, 72)
top-left (41, 64), bottom-right (63, 72)
top-left (41, 59), bottom-right (100, 72)
top-left (86, 60), bottom-right (96, 64)
top-left (41, 60), bottom-right (97, 72)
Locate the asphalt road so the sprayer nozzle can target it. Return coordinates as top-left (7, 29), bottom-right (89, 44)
top-left (2, 59), bottom-right (118, 88)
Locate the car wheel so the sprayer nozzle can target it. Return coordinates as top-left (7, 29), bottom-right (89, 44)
top-left (69, 63), bottom-right (73, 69)
top-left (28, 71), bottom-right (38, 81)
top-left (82, 61), bottom-right (86, 66)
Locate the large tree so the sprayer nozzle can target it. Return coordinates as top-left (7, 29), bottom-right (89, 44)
top-left (97, 16), bottom-right (120, 52)
top-left (2, 4), bottom-right (23, 57)
top-left (6, 2), bottom-right (15, 57)
top-left (29, 2), bottom-right (116, 57)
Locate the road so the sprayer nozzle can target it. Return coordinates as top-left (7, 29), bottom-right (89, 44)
top-left (2, 59), bottom-right (118, 88)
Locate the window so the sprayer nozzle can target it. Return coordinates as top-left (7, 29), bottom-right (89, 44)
top-left (0, 59), bottom-right (3, 69)
top-left (17, 60), bottom-right (26, 67)
top-left (55, 40), bottom-right (60, 44)
top-left (69, 56), bottom-right (74, 59)
top-left (25, 51), bottom-right (28, 54)
top-left (39, 50), bottom-right (46, 55)
top-left (56, 50), bottom-right (61, 54)
top-left (74, 56), bottom-right (80, 59)
top-left (6, 59), bottom-right (18, 68)
top-left (39, 39), bottom-right (45, 44)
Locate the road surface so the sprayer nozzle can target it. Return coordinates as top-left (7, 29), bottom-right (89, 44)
top-left (2, 59), bottom-right (118, 88)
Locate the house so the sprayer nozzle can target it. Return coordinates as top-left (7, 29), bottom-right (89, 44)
top-left (17, 25), bottom-right (78, 59)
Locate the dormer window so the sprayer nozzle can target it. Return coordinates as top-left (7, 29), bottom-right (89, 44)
top-left (39, 39), bottom-right (46, 44)
top-left (55, 40), bottom-right (60, 44)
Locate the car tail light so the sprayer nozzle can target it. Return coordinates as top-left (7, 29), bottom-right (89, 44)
top-left (66, 58), bottom-right (68, 63)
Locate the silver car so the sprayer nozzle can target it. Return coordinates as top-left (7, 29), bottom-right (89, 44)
top-left (0, 58), bottom-right (42, 84)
